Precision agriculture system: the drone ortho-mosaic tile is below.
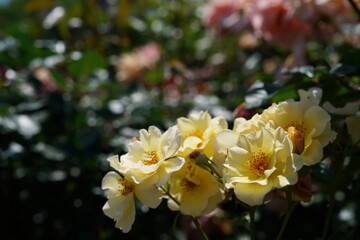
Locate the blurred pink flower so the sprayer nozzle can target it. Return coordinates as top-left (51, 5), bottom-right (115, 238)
top-left (116, 42), bottom-right (161, 82)
top-left (33, 67), bottom-right (58, 93)
top-left (249, 0), bottom-right (312, 48)
top-left (202, 0), bottom-right (251, 34)
top-left (135, 42), bottom-right (161, 69)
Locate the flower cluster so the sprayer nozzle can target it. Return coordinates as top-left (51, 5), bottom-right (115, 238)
top-left (102, 88), bottom-right (337, 232)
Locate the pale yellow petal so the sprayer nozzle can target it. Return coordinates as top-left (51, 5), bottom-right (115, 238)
top-left (114, 196), bottom-right (136, 233)
top-left (156, 157), bottom-right (185, 186)
top-left (124, 141), bottom-right (145, 165)
top-left (316, 122), bottom-right (337, 147)
top-left (302, 139), bottom-right (323, 165)
top-left (182, 136), bottom-right (203, 150)
top-left (135, 175), bottom-right (162, 208)
top-left (303, 106), bottom-right (330, 137)
top-left (177, 111), bottom-right (210, 137)
top-left (107, 155), bottom-right (121, 171)
top-left (101, 172), bottom-right (121, 192)
top-left (160, 126), bottom-right (182, 158)
top-left (233, 182), bottom-right (273, 206)
top-left (103, 192), bottom-right (134, 221)
top-left (226, 146), bottom-right (250, 173)
top-left (139, 126), bottom-right (162, 150)
top-left (200, 190), bottom-right (224, 215)
top-left (275, 102), bottom-right (306, 125)
top-left (181, 191), bottom-right (208, 216)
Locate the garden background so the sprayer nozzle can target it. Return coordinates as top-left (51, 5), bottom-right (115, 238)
top-left (0, 0), bottom-right (359, 239)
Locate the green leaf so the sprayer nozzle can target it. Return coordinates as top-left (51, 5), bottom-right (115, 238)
top-left (329, 63), bottom-right (357, 75)
top-left (245, 81), bottom-right (286, 109)
top-left (67, 50), bottom-right (107, 78)
top-left (286, 66), bottom-right (315, 78)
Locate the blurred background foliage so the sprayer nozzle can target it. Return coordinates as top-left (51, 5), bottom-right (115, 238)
top-left (0, 0), bottom-right (359, 239)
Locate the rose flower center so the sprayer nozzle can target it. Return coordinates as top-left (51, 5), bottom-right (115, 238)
top-left (119, 178), bottom-right (134, 196)
top-left (180, 178), bottom-right (198, 192)
top-left (143, 150), bottom-right (160, 165)
top-left (248, 151), bottom-right (269, 176)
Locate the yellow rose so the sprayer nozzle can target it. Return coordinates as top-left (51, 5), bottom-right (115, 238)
top-left (167, 161), bottom-right (224, 216)
top-left (176, 111), bottom-right (228, 158)
top-left (223, 126), bottom-right (302, 206)
top-left (259, 88), bottom-right (337, 165)
top-left (101, 171), bottom-right (163, 233)
top-left (117, 126), bottom-right (184, 186)
top-left (213, 121), bottom-right (275, 172)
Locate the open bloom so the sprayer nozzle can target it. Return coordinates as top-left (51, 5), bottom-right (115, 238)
top-left (212, 119), bottom-right (274, 172)
top-left (167, 161), bottom-right (224, 216)
top-left (176, 111), bottom-right (228, 162)
top-left (102, 170), bottom-right (163, 233)
top-left (223, 126), bottom-right (302, 206)
top-left (258, 88), bottom-right (337, 165)
top-left (116, 126), bottom-right (184, 186)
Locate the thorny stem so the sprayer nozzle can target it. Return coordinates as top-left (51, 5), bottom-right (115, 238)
top-left (160, 186), bottom-right (209, 240)
top-left (276, 190), bottom-right (298, 240)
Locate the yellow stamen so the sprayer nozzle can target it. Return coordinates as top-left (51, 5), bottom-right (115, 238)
top-left (143, 151), bottom-right (160, 165)
top-left (118, 178), bottom-right (134, 196)
top-left (248, 150), bottom-right (269, 176)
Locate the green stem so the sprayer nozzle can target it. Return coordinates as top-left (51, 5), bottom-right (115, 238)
top-left (276, 190), bottom-right (298, 240)
top-left (192, 216), bottom-right (209, 240)
top-left (248, 206), bottom-right (257, 240)
top-left (160, 186), bottom-right (180, 205)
